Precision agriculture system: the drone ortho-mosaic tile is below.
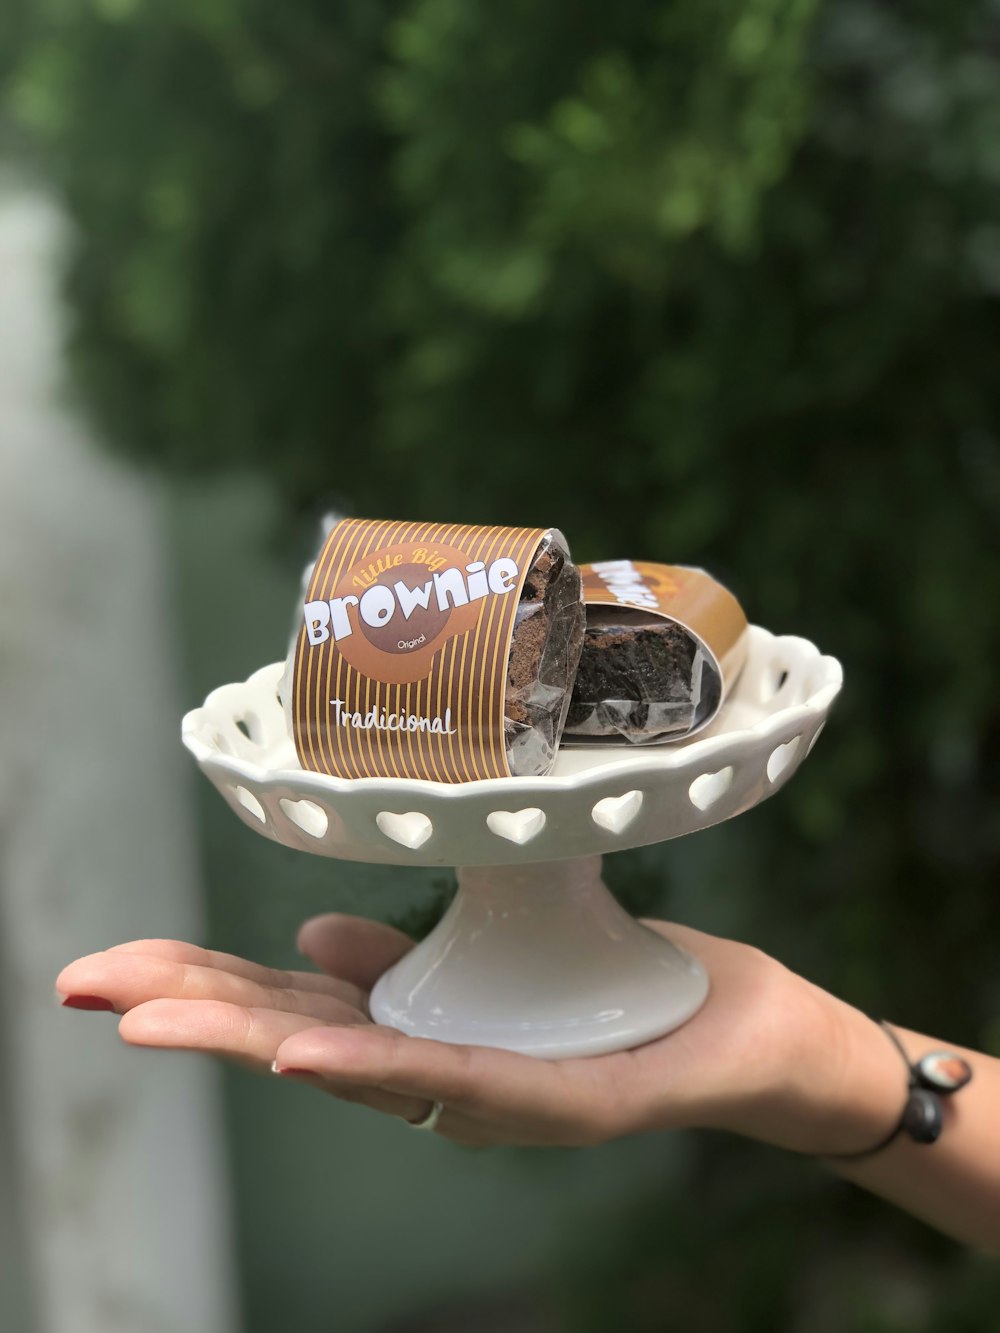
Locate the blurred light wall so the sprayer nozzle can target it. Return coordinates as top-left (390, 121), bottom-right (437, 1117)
top-left (0, 186), bottom-right (239, 1333)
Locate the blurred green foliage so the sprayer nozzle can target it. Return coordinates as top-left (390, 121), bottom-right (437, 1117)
top-left (5, 0), bottom-right (1000, 1329)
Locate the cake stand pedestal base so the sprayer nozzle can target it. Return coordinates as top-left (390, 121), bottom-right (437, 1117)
top-left (368, 856), bottom-right (709, 1059)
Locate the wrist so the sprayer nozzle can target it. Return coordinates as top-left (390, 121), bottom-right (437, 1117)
top-left (804, 994), bottom-right (910, 1156)
top-left (703, 972), bottom-right (907, 1156)
top-left (823, 1022), bottom-right (974, 1167)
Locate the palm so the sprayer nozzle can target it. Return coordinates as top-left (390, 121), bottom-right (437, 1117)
top-left (57, 916), bottom-right (830, 1150)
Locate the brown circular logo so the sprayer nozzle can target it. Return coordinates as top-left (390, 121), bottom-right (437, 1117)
top-left (331, 539), bottom-right (494, 685)
top-left (357, 562), bottom-right (450, 655)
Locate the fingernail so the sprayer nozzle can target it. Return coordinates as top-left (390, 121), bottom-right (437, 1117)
top-left (61, 994), bottom-right (116, 1012)
top-left (272, 1061), bottom-right (315, 1078)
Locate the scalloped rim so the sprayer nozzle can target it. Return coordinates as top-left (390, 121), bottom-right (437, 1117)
top-left (181, 627), bottom-right (843, 802)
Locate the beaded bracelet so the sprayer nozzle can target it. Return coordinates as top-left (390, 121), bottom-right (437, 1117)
top-left (832, 1021), bottom-right (973, 1161)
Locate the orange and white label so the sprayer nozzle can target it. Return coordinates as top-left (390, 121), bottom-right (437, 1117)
top-left (292, 518), bottom-right (546, 781)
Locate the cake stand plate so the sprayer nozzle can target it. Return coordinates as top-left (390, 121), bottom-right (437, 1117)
top-left (182, 627), bottom-right (841, 1057)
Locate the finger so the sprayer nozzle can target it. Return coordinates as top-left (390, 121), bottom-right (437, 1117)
top-left (119, 1001), bottom-right (429, 1125)
top-left (104, 939), bottom-right (368, 1008)
top-left (272, 1025), bottom-right (617, 1145)
top-left (296, 915), bottom-right (415, 988)
top-left (56, 953), bottom-right (366, 1024)
top-left (121, 1001), bottom-right (523, 1145)
top-left (118, 1000), bottom-right (330, 1071)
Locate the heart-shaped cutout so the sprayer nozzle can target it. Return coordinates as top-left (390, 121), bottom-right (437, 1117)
top-left (688, 767), bottom-right (734, 812)
top-left (235, 712), bottom-right (263, 745)
top-left (280, 797), bottom-right (328, 838)
top-left (486, 808), bottom-right (546, 845)
top-left (759, 665), bottom-right (790, 703)
top-left (766, 737), bottom-right (801, 784)
top-left (376, 810), bottom-right (433, 849)
top-left (591, 790), bottom-right (643, 834)
top-left (231, 784), bottom-right (265, 822)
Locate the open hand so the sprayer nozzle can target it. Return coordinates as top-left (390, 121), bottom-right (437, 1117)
top-left (56, 916), bottom-right (899, 1155)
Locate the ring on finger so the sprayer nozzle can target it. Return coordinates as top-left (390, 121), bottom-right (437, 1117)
top-left (406, 1100), bottom-right (444, 1132)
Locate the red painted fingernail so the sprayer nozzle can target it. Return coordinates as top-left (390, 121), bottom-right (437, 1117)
top-left (271, 1062), bottom-right (315, 1078)
top-left (61, 995), bottom-right (115, 1012)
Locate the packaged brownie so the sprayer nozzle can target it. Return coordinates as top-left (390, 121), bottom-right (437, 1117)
top-left (563, 561), bottom-right (748, 745)
top-left (281, 518), bottom-right (584, 781)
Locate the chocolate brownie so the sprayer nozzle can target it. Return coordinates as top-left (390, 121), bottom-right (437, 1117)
top-left (564, 611), bottom-right (720, 743)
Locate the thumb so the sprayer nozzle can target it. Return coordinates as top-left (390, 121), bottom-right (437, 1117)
top-left (297, 914), bottom-right (414, 989)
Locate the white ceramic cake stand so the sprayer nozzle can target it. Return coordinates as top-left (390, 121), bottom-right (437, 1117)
top-left (182, 626), bottom-right (841, 1059)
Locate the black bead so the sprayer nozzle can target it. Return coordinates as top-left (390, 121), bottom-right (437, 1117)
top-left (902, 1088), bottom-right (943, 1144)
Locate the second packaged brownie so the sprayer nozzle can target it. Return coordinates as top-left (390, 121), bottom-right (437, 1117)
top-left (564, 561), bottom-right (748, 745)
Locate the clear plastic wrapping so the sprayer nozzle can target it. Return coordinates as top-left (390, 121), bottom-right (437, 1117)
top-left (503, 530), bottom-right (585, 775)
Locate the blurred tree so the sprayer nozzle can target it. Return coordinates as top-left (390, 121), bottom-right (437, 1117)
top-left (5, 0), bottom-right (1000, 1328)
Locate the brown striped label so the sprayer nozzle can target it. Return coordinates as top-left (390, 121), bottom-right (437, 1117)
top-left (293, 519), bottom-right (547, 781)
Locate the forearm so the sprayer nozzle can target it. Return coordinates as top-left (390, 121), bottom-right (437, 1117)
top-left (823, 1016), bottom-right (1000, 1253)
top-left (689, 957), bottom-right (1000, 1252)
